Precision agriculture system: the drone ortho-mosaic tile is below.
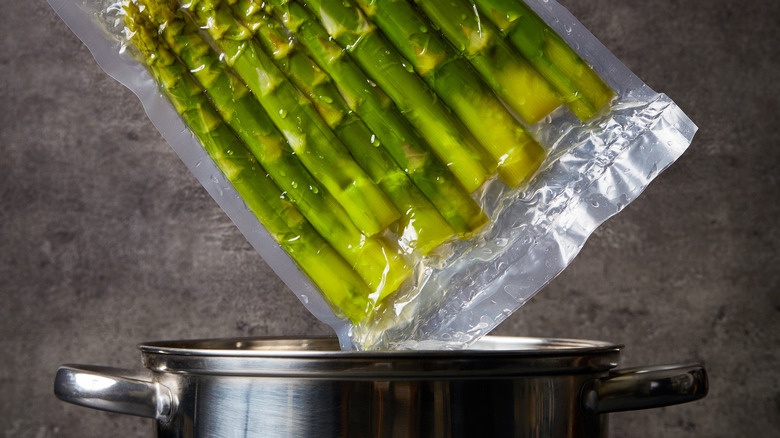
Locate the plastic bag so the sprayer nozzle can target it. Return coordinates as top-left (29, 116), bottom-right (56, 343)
top-left (48, 0), bottom-right (696, 350)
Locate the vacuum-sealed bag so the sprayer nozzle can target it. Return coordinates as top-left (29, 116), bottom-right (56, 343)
top-left (48, 0), bottom-right (696, 349)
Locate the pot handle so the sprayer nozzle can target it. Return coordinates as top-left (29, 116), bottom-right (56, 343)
top-left (581, 363), bottom-right (708, 414)
top-left (54, 364), bottom-right (173, 422)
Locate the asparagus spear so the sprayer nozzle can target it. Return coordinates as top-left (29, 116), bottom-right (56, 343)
top-left (178, 0), bottom-right (401, 237)
top-left (260, 0), bottom-right (488, 237)
top-left (350, 0), bottom-right (546, 188)
top-left (122, 1), bottom-right (374, 322)
top-left (409, 0), bottom-right (562, 125)
top-left (294, 0), bottom-right (493, 193)
top-left (224, 0), bottom-right (456, 253)
top-left (135, 0), bottom-right (412, 297)
top-left (473, 0), bottom-right (614, 121)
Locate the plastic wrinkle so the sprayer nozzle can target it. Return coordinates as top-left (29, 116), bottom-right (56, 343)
top-left (49, 0), bottom-right (697, 351)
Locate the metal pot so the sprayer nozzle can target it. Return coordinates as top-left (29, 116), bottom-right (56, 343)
top-left (54, 336), bottom-right (707, 437)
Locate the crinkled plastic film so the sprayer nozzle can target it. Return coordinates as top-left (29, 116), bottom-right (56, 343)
top-left (48, 0), bottom-right (696, 350)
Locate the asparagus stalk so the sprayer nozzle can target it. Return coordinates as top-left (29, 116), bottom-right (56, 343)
top-left (225, 0), bottom-right (456, 253)
top-left (122, 2), bottom-right (374, 322)
top-left (135, 0), bottom-right (412, 297)
top-left (473, 0), bottom-right (614, 121)
top-left (261, 0), bottom-right (488, 237)
top-left (178, 0), bottom-right (401, 237)
top-left (351, 0), bottom-right (546, 188)
top-left (409, 0), bottom-right (562, 125)
top-left (295, 0), bottom-right (494, 193)
top-left (227, 0), bottom-right (347, 129)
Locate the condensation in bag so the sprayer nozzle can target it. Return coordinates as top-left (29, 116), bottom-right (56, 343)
top-left (48, 0), bottom-right (696, 350)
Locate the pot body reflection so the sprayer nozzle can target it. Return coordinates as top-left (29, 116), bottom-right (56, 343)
top-left (156, 373), bottom-right (605, 437)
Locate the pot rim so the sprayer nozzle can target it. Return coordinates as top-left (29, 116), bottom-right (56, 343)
top-left (137, 336), bottom-right (624, 378)
top-left (138, 336), bottom-right (622, 358)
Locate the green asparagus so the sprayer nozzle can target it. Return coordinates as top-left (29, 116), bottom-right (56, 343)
top-left (122, 1), bottom-right (374, 322)
top-left (473, 0), bottom-right (614, 121)
top-left (350, 0), bottom-right (545, 188)
top-left (135, 0), bottom-right (412, 297)
top-left (238, 0), bottom-right (487, 240)
top-left (296, 0), bottom-right (494, 193)
top-left (227, 0), bottom-right (347, 129)
top-left (225, 0), bottom-right (457, 253)
top-left (409, 0), bottom-right (562, 125)
top-left (179, 0), bottom-right (401, 237)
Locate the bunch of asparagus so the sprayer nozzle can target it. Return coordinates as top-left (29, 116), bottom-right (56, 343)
top-left (120, 0), bottom-right (613, 323)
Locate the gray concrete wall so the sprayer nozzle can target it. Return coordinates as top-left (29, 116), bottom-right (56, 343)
top-left (1, 0), bottom-right (777, 437)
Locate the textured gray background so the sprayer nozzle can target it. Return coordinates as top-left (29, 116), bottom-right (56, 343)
top-left (1, 0), bottom-right (778, 437)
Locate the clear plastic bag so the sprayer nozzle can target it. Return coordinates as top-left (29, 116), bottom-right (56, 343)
top-left (48, 0), bottom-right (696, 350)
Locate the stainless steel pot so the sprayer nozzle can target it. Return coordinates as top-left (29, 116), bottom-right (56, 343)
top-left (54, 336), bottom-right (707, 437)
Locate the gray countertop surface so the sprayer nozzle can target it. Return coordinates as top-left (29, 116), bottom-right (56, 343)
top-left (2, 0), bottom-right (778, 436)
